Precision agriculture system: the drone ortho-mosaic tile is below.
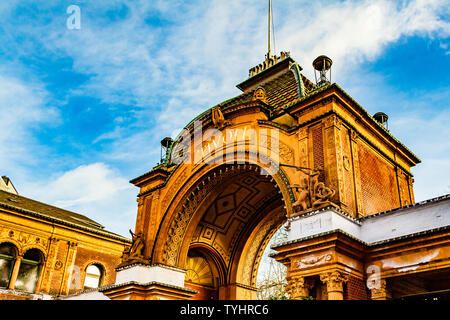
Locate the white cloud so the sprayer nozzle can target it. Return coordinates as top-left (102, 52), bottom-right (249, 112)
top-left (0, 73), bottom-right (58, 180)
top-left (20, 163), bottom-right (137, 237)
top-left (279, 0), bottom-right (450, 79)
top-left (413, 158), bottom-right (450, 200)
top-left (35, 0), bottom-right (448, 137)
top-left (390, 107), bottom-right (450, 201)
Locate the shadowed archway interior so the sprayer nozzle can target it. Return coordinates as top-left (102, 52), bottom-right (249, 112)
top-left (174, 164), bottom-right (286, 299)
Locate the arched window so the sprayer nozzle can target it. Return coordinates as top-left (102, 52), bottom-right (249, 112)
top-left (83, 264), bottom-right (103, 290)
top-left (0, 243), bottom-right (17, 288)
top-left (14, 249), bottom-right (43, 293)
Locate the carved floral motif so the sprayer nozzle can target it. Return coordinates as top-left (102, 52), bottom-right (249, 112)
top-left (286, 276), bottom-right (314, 299)
top-left (320, 271), bottom-right (349, 292)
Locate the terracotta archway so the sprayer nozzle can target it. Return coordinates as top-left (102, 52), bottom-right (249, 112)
top-left (121, 53), bottom-right (423, 301)
top-left (151, 152), bottom-right (291, 298)
top-left (128, 97), bottom-right (306, 299)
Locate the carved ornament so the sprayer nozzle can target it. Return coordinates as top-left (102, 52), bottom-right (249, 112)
top-left (289, 170), bottom-right (335, 213)
top-left (297, 253), bottom-right (332, 269)
top-left (343, 155), bottom-right (351, 171)
top-left (286, 276), bottom-right (314, 299)
top-left (253, 87), bottom-right (268, 104)
top-left (212, 106), bottom-right (231, 130)
top-left (320, 271), bottom-right (349, 292)
top-left (119, 229), bottom-right (147, 266)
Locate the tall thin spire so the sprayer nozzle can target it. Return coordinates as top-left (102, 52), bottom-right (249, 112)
top-left (268, 0), bottom-right (272, 58)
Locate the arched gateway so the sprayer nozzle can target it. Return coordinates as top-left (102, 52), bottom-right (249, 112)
top-left (99, 52), bottom-right (421, 300)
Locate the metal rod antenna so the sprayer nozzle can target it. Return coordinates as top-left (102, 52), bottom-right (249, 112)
top-left (268, 0), bottom-right (272, 58)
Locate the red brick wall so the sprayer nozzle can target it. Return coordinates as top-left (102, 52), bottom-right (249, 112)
top-left (70, 246), bottom-right (121, 294)
top-left (398, 172), bottom-right (411, 206)
top-left (344, 276), bottom-right (368, 300)
top-left (358, 143), bottom-right (398, 215)
top-left (48, 240), bottom-right (70, 295)
top-left (312, 125), bottom-right (325, 182)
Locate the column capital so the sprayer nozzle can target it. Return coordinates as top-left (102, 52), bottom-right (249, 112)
top-left (370, 279), bottom-right (391, 300)
top-left (320, 270), bottom-right (349, 300)
top-left (320, 270), bottom-right (348, 285)
top-left (286, 276), bottom-right (314, 300)
top-left (323, 114), bottom-right (342, 129)
top-left (297, 127), bottom-right (308, 140)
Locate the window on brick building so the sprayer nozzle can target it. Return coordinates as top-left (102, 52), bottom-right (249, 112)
top-left (0, 243), bottom-right (17, 288)
top-left (83, 264), bottom-right (103, 290)
top-left (14, 248), bottom-right (43, 293)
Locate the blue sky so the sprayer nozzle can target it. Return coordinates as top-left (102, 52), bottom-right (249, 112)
top-left (0, 0), bottom-right (449, 239)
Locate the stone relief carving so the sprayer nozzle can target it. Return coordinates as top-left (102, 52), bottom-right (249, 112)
top-left (298, 253), bottom-right (332, 268)
top-left (54, 260), bottom-right (64, 270)
top-left (323, 115), bottom-right (342, 129)
top-left (120, 229), bottom-right (146, 266)
top-left (253, 87), bottom-right (268, 104)
top-left (297, 253), bottom-right (332, 269)
top-left (279, 142), bottom-right (294, 164)
top-left (343, 155), bottom-right (351, 171)
top-left (289, 169), bottom-right (335, 213)
top-left (0, 228), bottom-right (49, 251)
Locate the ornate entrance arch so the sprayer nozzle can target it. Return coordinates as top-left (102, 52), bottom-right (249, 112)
top-left (152, 157), bottom-right (291, 299)
top-left (109, 52), bottom-right (420, 301)
top-left (124, 94), bottom-right (302, 299)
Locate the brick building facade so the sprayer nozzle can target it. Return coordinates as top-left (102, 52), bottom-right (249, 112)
top-left (0, 176), bottom-right (130, 300)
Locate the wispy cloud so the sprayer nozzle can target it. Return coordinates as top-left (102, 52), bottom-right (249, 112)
top-left (279, 0), bottom-right (450, 79)
top-left (0, 72), bottom-right (58, 180)
top-left (20, 163), bottom-right (136, 237)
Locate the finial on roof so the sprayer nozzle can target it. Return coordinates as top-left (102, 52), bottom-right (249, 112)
top-left (313, 55), bottom-right (333, 85)
top-left (247, 0), bottom-right (289, 78)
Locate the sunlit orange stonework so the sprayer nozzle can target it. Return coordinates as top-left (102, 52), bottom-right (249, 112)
top-left (0, 177), bottom-right (130, 300)
top-left (96, 53), bottom-right (449, 301)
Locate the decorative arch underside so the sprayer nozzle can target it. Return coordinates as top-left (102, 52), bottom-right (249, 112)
top-left (160, 163), bottom-right (288, 289)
